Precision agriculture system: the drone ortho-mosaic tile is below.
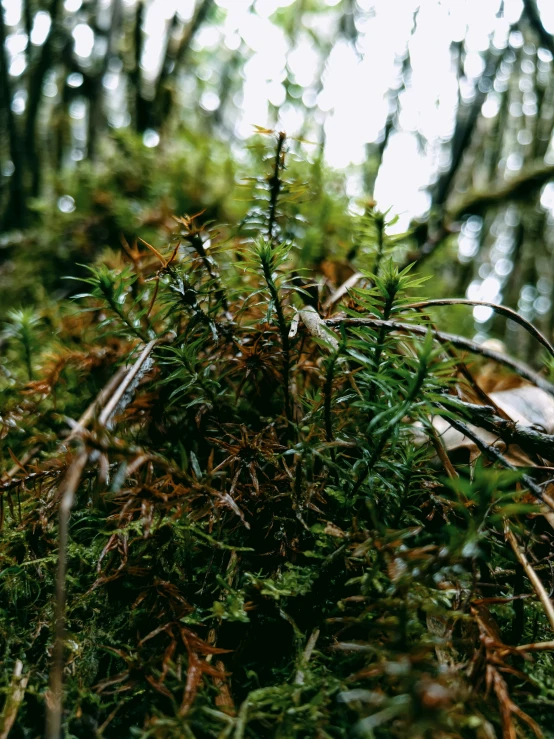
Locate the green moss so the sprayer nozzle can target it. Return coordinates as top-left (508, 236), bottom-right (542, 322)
top-left (0, 133), bottom-right (550, 738)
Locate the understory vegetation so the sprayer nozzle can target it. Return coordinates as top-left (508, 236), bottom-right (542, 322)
top-left (3, 133), bottom-right (554, 738)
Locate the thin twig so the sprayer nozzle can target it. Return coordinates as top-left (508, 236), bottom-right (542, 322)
top-left (66, 365), bottom-right (128, 442)
top-left (514, 640), bottom-right (554, 652)
top-left (294, 628), bottom-right (320, 685)
top-left (0, 469), bottom-right (58, 493)
top-left (325, 316), bottom-right (554, 396)
top-left (0, 660), bottom-right (29, 739)
top-left (428, 423), bottom-right (459, 479)
top-left (46, 450), bottom-right (88, 739)
top-left (406, 299), bottom-right (554, 360)
top-left (505, 521), bottom-right (554, 632)
top-left (435, 408), bottom-right (550, 505)
top-left (440, 395), bottom-right (554, 461)
top-left (323, 272), bottom-right (363, 311)
top-left (98, 340), bottom-right (158, 427)
top-left (1, 446), bottom-right (40, 484)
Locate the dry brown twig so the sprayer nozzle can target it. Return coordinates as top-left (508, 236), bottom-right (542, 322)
top-left (0, 660), bottom-right (29, 739)
top-left (46, 339), bottom-right (160, 739)
top-left (65, 365), bottom-right (128, 442)
top-left (504, 521), bottom-right (554, 632)
top-left (323, 272), bottom-right (364, 311)
top-left (427, 423), bottom-right (459, 480)
top-left (294, 628), bottom-right (321, 685)
top-left (514, 640), bottom-right (554, 652)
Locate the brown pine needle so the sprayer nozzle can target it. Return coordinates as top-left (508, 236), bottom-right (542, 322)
top-left (138, 237), bottom-right (167, 265)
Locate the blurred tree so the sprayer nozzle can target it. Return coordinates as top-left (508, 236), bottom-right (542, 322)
top-left (3, 0), bottom-right (554, 355)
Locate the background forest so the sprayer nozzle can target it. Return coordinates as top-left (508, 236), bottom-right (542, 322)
top-left (3, 0), bottom-right (554, 346)
top-left (5, 1), bottom-right (554, 738)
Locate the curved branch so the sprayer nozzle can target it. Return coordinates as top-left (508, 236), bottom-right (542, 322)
top-left (324, 316), bottom-right (554, 396)
top-left (448, 162), bottom-right (554, 220)
top-left (405, 299), bottom-right (554, 359)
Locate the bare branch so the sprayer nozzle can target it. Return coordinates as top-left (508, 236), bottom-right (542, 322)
top-left (324, 316), bottom-right (554, 396)
top-left (448, 162), bottom-right (554, 220)
top-left (434, 408), bottom-right (549, 503)
top-left (505, 521), bottom-right (554, 632)
top-left (45, 450), bottom-right (88, 739)
top-left (323, 272), bottom-right (364, 311)
top-left (0, 660), bottom-right (29, 739)
top-left (406, 299), bottom-right (554, 360)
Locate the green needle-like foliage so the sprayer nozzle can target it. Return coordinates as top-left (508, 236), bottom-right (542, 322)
top-left (2, 308), bottom-right (41, 381)
top-left (1, 133), bottom-right (553, 739)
